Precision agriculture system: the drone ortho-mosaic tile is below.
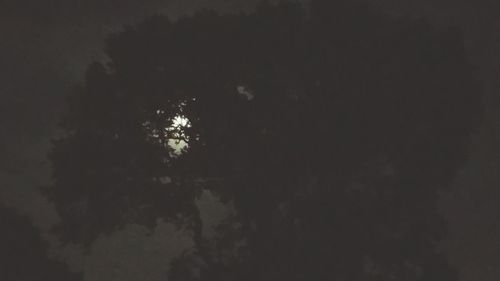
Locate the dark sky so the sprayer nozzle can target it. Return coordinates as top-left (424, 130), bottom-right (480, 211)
top-left (0, 0), bottom-right (499, 280)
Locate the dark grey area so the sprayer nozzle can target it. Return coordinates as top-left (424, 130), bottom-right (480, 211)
top-left (0, 0), bottom-right (498, 280)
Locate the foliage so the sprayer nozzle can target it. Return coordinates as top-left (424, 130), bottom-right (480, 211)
top-left (46, 0), bottom-right (482, 280)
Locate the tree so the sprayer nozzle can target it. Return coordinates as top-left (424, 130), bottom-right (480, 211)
top-left (0, 206), bottom-right (81, 281)
top-left (46, 0), bottom-right (482, 280)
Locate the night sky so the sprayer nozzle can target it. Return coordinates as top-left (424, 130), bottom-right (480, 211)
top-left (1, 0), bottom-right (499, 280)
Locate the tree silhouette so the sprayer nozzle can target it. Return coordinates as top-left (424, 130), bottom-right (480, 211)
top-left (46, 0), bottom-right (482, 280)
top-left (0, 206), bottom-right (81, 281)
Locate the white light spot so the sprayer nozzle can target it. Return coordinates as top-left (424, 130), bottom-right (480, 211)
top-left (166, 115), bottom-right (191, 156)
top-left (144, 105), bottom-right (196, 157)
top-left (167, 138), bottom-right (188, 155)
top-left (170, 115), bottom-right (191, 129)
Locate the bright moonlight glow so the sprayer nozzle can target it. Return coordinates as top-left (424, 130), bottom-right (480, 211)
top-left (166, 115), bottom-right (191, 155)
top-left (143, 106), bottom-right (195, 157)
top-left (171, 115), bottom-right (190, 128)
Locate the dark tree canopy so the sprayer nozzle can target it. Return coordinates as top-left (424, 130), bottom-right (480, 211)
top-left (0, 206), bottom-right (80, 281)
top-left (46, 0), bottom-right (482, 280)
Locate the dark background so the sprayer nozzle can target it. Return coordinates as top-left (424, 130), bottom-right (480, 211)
top-left (0, 0), bottom-right (498, 280)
